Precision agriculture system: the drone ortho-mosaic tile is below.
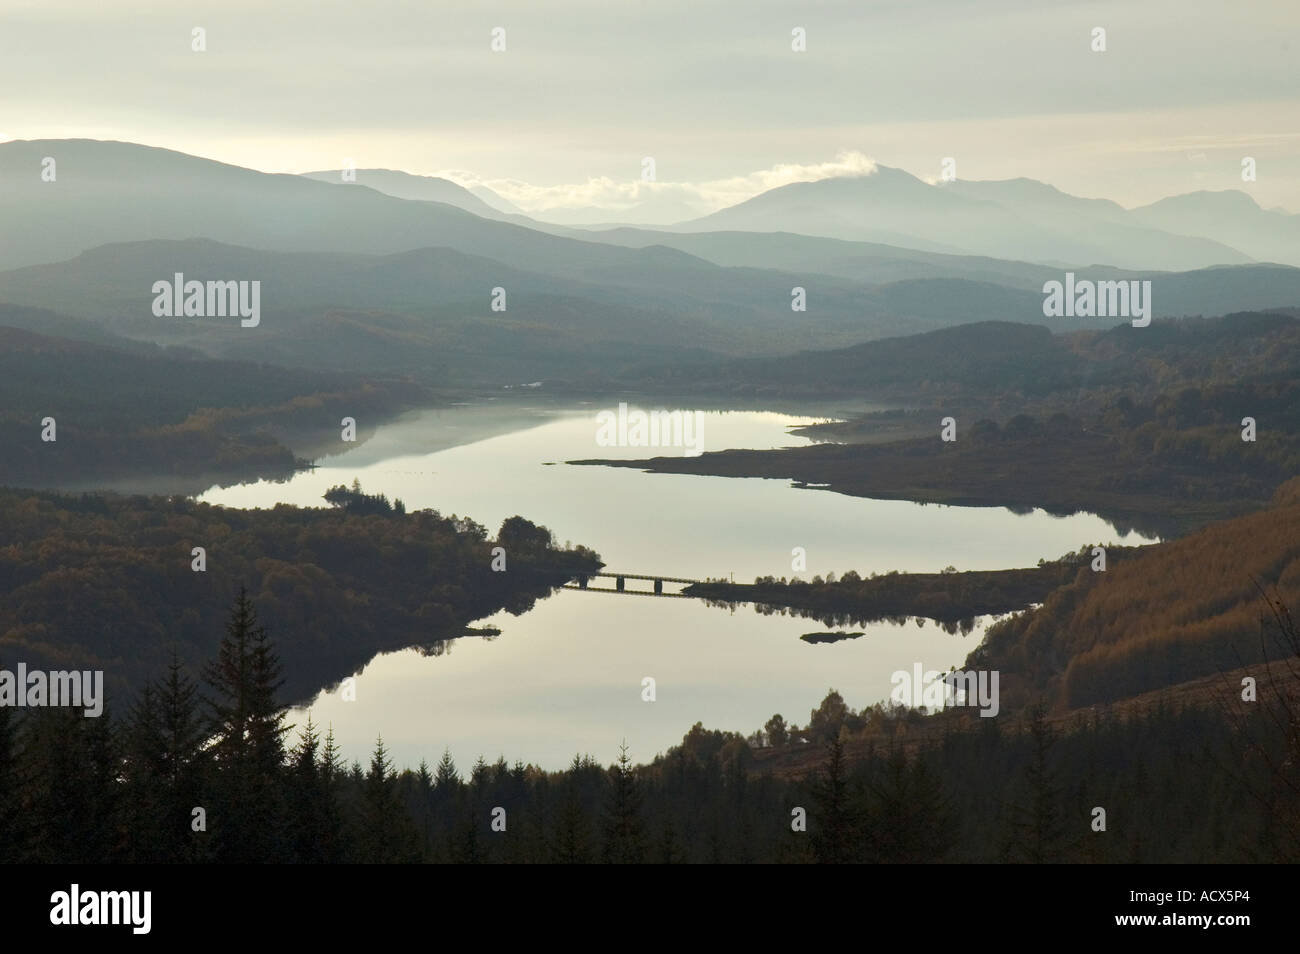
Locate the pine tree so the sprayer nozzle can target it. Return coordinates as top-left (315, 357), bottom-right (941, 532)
top-left (322, 725), bottom-right (345, 785)
top-left (121, 684), bottom-right (166, 861)
top-left (810, 736), bottom-right (860, 863)
top-left (18, 705), bottom-right (120, 863)
top-left (205, 587), bottom-right (288, 769)
top-left (359, 736), bottom-right (417, 862)
top-left (159, 653), bottom-right (209, 861)
top-left (601, 741), bottom-right (646, 863)
top-left (1004, 705), bottom-right (1069, 863)
top-left (121, 657), bottom-right (208, 863)
top-left (414, 759), bottom-right (435, 859)
top-left (864, 749), bottom-right (955, 862)
top-left (291, 716), bottom-right (320, 775)
top-left (317, 724), bottom-right (349, 861)
top-left (433, 747), bottom-right (460, 792)
top-left (203, 587), bottom-right (289, 862)
top-left (288, 715), bottom-right (347, 863)
top-left (160, 654), bottom-right (207, 784)
top-left (470, 755), bottom-right (491, 792)
top-left (550, 757), bottom-right (594, 864)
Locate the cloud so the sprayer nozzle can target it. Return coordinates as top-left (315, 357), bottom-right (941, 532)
top-left (434, 151), bottom-right (877, 219)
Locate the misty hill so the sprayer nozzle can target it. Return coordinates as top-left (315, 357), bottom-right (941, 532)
top-left (6, 233), bottom-right (1300, 385)
top-left (0, 238), bottom-right (1072, 382)
top-left (680, 166), bottom-right (1253, 270)
top-left (1130, 189), bottom-right (1300, 266)
top-left (0, 315), bottom-right (426, 485)
top-left (299, 168), bottom-right (501, 214)
top-left (0, 238), bottom-right (887, 376)
top-left (0, 240), bottom-right (731, 383)
top-left (0, 301), bottom-right (148, 350)
top-left (624, 310), bottom-right (1300, 400)
top-left (584, 228), bottom-right (1300, 308)
top-left (299, 168), bottom-right (534, 226)
top-left (941, 176), bottom-right (1130, 222)
top-left (629, 320), bottom-right (1072, 397)
top-left (584, 227), bottom-right (1070, 289)
top-left (0, 139), bottom-right (690, 276)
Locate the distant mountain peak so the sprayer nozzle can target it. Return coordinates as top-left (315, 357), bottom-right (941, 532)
top-left (1138, 189), bottom-right (1265, 213)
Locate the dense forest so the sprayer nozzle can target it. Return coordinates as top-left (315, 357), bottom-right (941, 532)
top-left (2, 588), bottom-right (1294, 864)
top-left (968, 478), bottom-right (1300, 711)
top-left (0, 485), bottom-right (600, 702)
top-left (685, 545), bottom-right (1145, 627)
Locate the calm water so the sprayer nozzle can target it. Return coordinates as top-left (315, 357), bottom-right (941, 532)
top-left (198, 402), bottom-right (1156, 771)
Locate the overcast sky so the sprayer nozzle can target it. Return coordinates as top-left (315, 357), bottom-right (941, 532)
top-left (2, 0), bottom-right (1297, 215)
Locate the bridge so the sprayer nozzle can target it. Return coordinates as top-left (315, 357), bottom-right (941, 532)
top-left (560, 571), bottom-right (708, 597)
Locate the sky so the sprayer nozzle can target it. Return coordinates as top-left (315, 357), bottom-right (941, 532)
top-left (2, 0), bottom-right (1298, 218)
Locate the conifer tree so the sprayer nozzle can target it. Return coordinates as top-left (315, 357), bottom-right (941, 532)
top-left (203, 587), bottom-right (289, 862)
top-left (359, 735), bottom-right (417, 862)
top-left (18, 705), bottom-right (119, 863)
top-left (121, 684), bottom-right (166, 861)
top-left (121, 655), bottom-right (208, 862)
top-left (361, 738), bottom-right (395, 863)
top-left (434, 747), bottom-right (460, 791)
top-left (1004, 704), bottom-right (1069, 863)
top-left (289, 715), bottom-right (344, 862)
top-left (414, 759), bottom-right (436, 859)
top-left (159, 653), bottom-right (210, 861)
top-left (550, 755), bottom-right (594, 864)
top-left (601, 741), bottom-right (646, 863)
top-left (810, 736), bottom-right (859, 863)
top-left (316, 724), bottom-right (350, 861)
top-left (864, 749), bottom-right (954, 862)
top-left (205, 587), bottom-right (287, 769)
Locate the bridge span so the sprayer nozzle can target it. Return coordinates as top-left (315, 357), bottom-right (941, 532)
top-left (557, 570), bottom-right (712, 597)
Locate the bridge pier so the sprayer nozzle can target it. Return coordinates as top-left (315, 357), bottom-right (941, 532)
top-left (654, 579), bottom-right (663, 594)
top-left (616, 576), bottom-right (625, 591)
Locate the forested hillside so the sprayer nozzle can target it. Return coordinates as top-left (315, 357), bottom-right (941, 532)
top-left (968, 479), bottom-right (1300, 711)
top-left (0, 487), bottom-right (600, 703)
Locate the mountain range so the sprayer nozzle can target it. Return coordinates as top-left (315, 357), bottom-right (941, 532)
top-left (677, 166), bottom-right (1299, 270)
top-left (3, 139), bottom-right (1300, 385)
